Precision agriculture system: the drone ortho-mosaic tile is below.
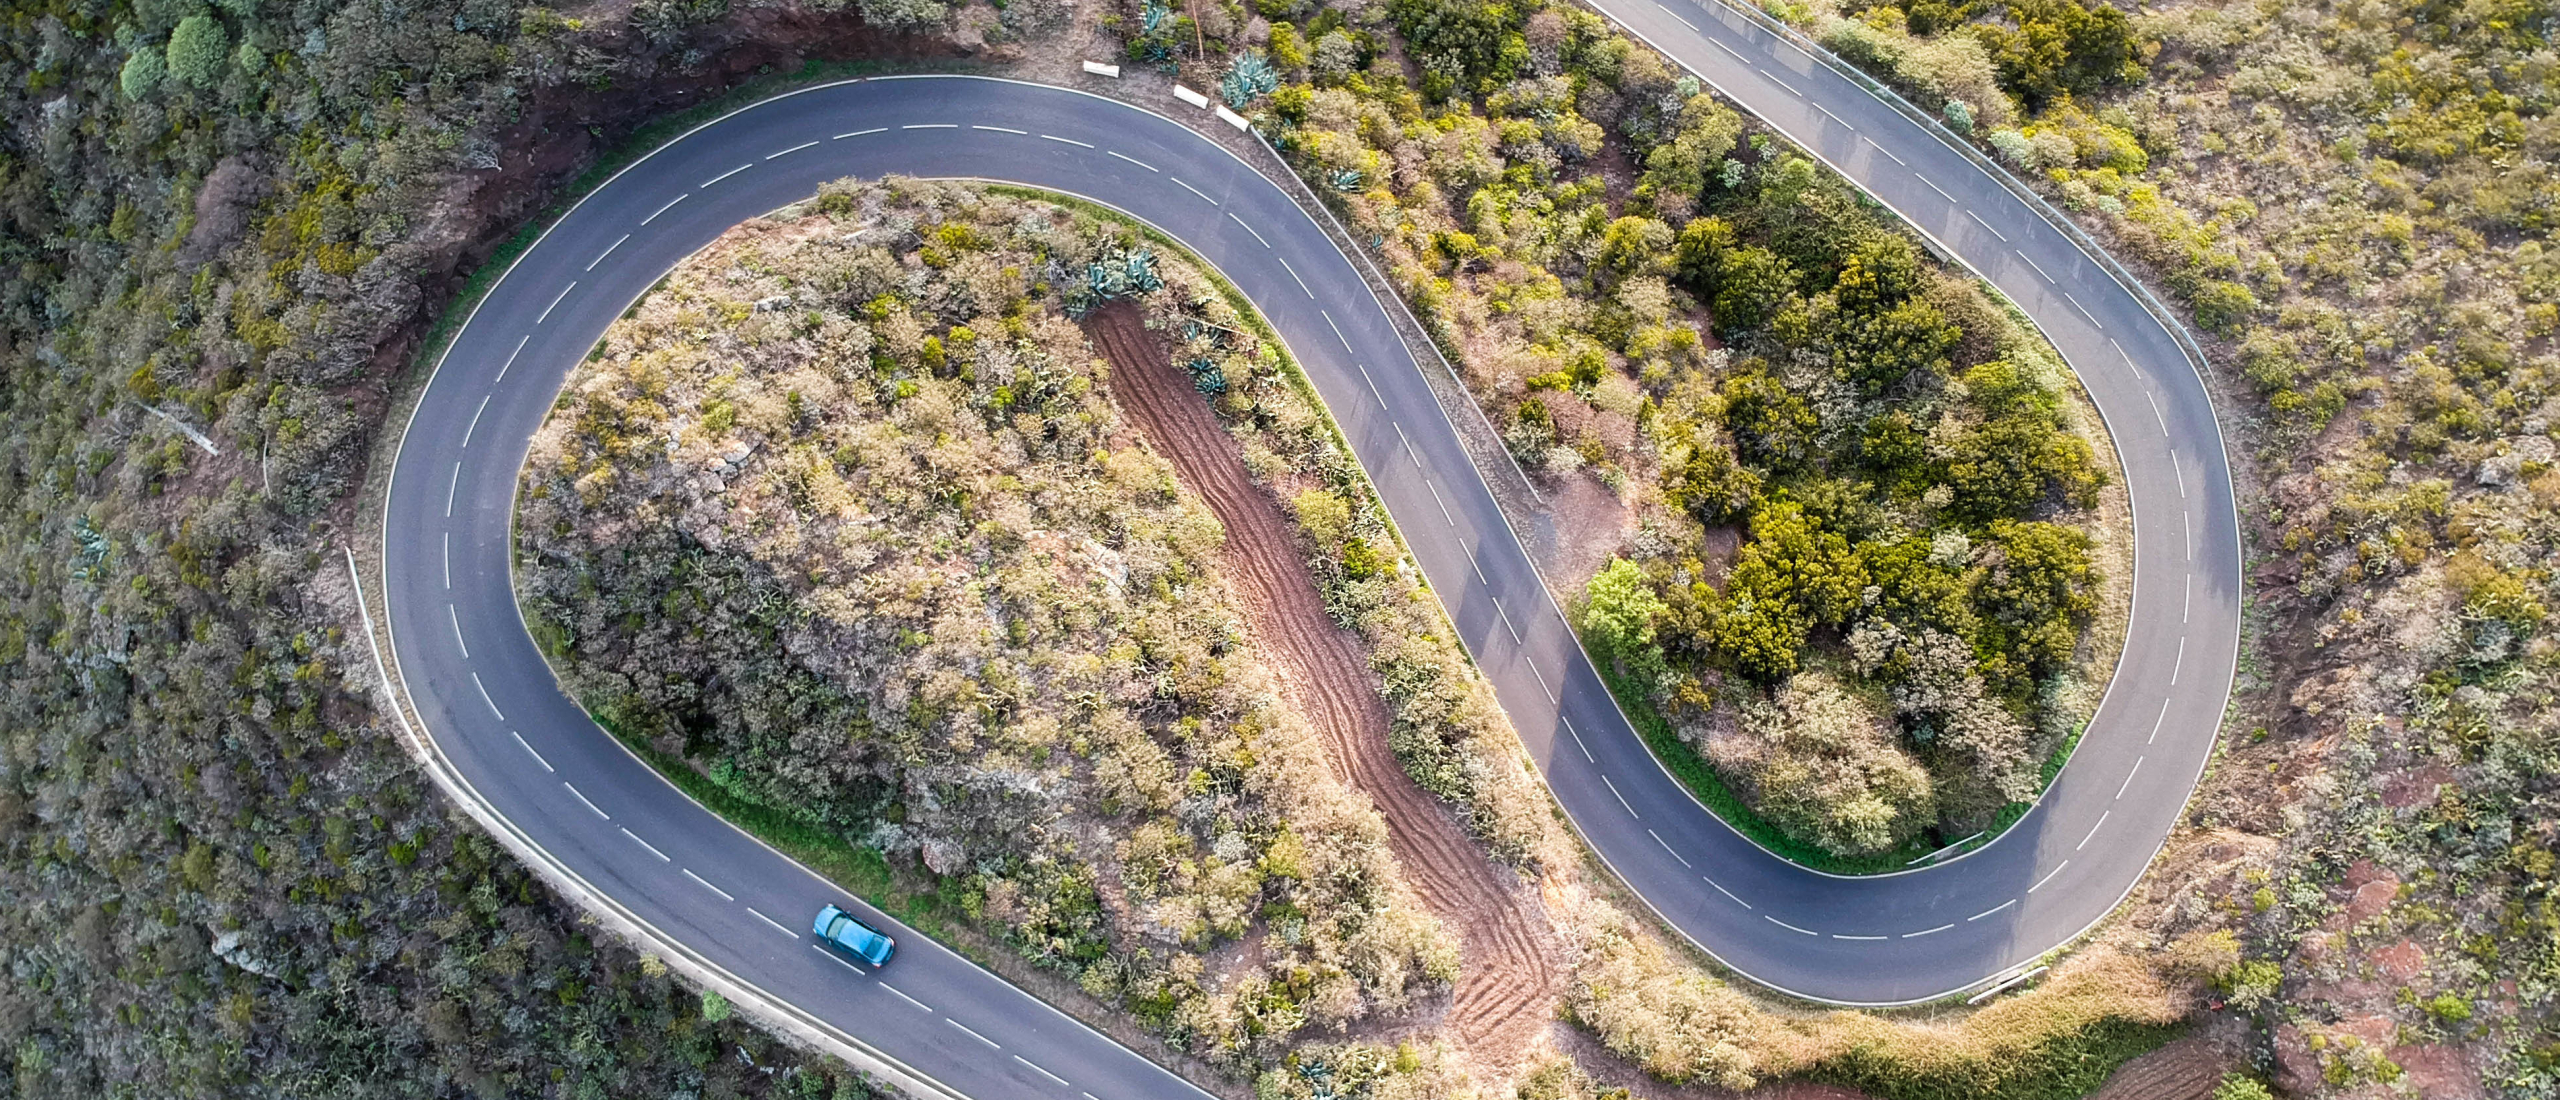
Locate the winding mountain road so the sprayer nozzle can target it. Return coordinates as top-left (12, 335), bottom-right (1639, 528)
top-left (366, 43), bottom-right (2236, 1100)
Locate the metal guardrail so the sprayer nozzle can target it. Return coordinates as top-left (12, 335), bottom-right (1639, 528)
top-left (1703, 0), bottom-right (2219, 382)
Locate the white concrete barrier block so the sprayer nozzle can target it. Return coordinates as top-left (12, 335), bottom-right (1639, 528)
top-left (1214, 105), bottom-right (1251, 131)
top-left (1082, 60), bottom-right (1121, 78)
top-left (1172, 84), bottom-right (1211, 109)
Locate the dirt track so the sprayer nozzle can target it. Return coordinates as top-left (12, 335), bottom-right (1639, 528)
top-left (1086, 304), bottom-right (1563, 1064)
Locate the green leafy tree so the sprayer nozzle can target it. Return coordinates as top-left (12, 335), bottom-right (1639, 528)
top-left (1718, 365), bottom-right (1816, 471)
top-left (1836, 295), bottom-right (1962, 396)
top-left (1584, 558), bottom-right (1669, 686)
top-left (1708, 245), bottom-right (1798, 334)
top-left (1975, 520), bottom-right (2097, 681)
top-left (165, 14), bottom-right (228, 88)
top-left (119, 46), bottom-right (165, 99)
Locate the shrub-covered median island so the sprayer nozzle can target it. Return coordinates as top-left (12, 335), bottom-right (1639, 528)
top-left (515, 176), bottom-right (2199, 1099)
top-left (1136, 0), bottom-right (2131, 870)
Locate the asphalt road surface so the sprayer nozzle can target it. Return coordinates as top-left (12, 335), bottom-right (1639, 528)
top-left (373, 61), bottom-right (2236, 1100)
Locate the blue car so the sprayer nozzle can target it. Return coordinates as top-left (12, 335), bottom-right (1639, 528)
top-left (813, 904), bottom-right (896, 967)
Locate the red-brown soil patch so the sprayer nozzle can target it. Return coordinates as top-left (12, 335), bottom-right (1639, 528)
top-left (1085, 303), bottom-right (1566, 1067)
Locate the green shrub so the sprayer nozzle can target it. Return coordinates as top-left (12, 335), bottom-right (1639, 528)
top-left (164, 15), bottom-right (228, 88)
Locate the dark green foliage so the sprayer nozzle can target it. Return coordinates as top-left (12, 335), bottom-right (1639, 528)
top-left (1965, 0), bottom-right (2146, 108)
top-left (164, 15), bottom-right (228, 88)
top-left (1390, 0), bottom-right (1528, 99)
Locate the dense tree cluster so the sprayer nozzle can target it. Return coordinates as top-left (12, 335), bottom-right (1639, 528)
top-left (1214, 0), bottom-right (2115, 859)
top-left (519, 181), bottom-right (1474, 1069)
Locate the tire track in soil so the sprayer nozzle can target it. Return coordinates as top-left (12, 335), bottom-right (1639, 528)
top-left (1085, 304), bottom-right (1562, 1064)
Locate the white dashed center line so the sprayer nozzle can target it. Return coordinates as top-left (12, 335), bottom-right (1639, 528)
top-left (1765, 915), bottom-right (1818, 936)
top-left (2018, 250), bottom-right (2054, 283)
top-left (2031, 860), bottom-right (2069, 892)
top-left (446, 462), bottom-right (461, 517)
top-left (2058, 290), bottom-right (2099, 327)
top-left (2183, 573), bottom-right (2192, 623)
top-left (463, 393), bottom-right (490, 448)
top-left (1425, 478), bottom-right (1455, 525)
top-left (1649, 829), bottom-right (1693, 868)
top-left (900, 123), bottom-right (957, 129)
top-left (1354, 362), bottom-right (1386, 409)
top-left (1833, 933), bottom-right (1887, 941)
top-left (587, 233), bottom-right (629, 272)
top-left (1562, 714), bottom-right (1594, 762)
top-left (700, 163), bottom-right (751, 188)
top-left (1759, 69), bottom-right (1801, 96)
top-left (1462, 538), bottom-right (1487, 585)
top-left (1814, 102), bottom-right (1852, 129)
top-left (971, 124), bottom-right (1027, 135)
top-left (835, 127), bottom-right (887, 139)
top-left (563, 782), bottom-right (608, 819)
top-left (643, 193), bottom-right (687, 225)
top-left (1969, 899), bottom-right (2017, 921)
top-left (1016, 1056), bottom-right (1071, 1087)
top-left (471, 671), bottom-right (504, 720)
top-left (1704, 875), bottom-right (1752, 909)
top-left (815, 944), bottom-right (865, 973)
top-left (1903, 923), bottom-right (1954, 938)
top-left (1527, 661), bottom-right (1555, 704)
top-left (496, 333), bottom-right (529, 382)
top-left (1601, 774), bottom-right (1639, 819)
top-left (766, 141), bottom-right (818, 159)
top-left (442, 532), bottom-right (451, 589)
top-left (746, 907), bottom-right (796, 938)
top-left (1040, 134), bottom-right (1094, 148)
top-left (1321, 310), bottom-right (1355, 354)
top-left (511, 730), bottom-right (554, 773)
top-left (2171, 448), bottom-right (2186, 497)
top-left (946, 1019), bottom-right (1000, 1049)
top-left (682, 868), bottom-right (734, 901)
top-left (2148, 697), bottom-right (2170, 745)
top-left (448, 604), bottom-right (469, 658)
top-left (1276, 255), bottom-right (1313, 297)
top-left (2078, 811), bottom-right (2110, 852)
top-left (1170, 176), bottom-right (1218, 205)
top-left (1967, 209), bottom-right (2007, 241)
top-left (1395, 423), bottom-right (1422, 467)
top-left (538, 281), bottom-right (577, 324)
top-left (1228, 211), bottom-right (1270, 247)
top-left (621, 827), bottom-right (671, 862)
top-left (2117, 757), bottom-right (2143, 799)
top-left (1712, 37), bottom-right (1747, 61)
top-left (2171, 636), bottom-right (2186, 686)
top-left (2143, 386), bottom-right (2167, 434)
top-left (1107, 149), bottom-right (1158, 172)
top-left (1493, 597), bottom-right (1522, 644)
top-left (1859, 134), bottom-right (1906, 165)
top-left (1915, 173), bottom-right (1955, 202)
top-left (879, 981), bottom-right (931, 1012)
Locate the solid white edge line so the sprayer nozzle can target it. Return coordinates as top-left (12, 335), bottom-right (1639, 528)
top-left (1968, 899), bottom-right (2017, 921)
top-left (1107, 149), bottom-right (1158, 172)
top-left (1765, 915), bottom-right (1817, 936)
top-left (700, 163), bottom-right (751, 188)
top-left (2116, 757), bottom-right (2143, 800)
top-left (562, 781), bottom-right (607, 819)
top-left (470, 671), bottom-right (503, 720)
top-left (878, 981), bottom-right (931, 1012)
top-left (1040, 134), bottom-right (1095, 148)
top-left (945, 1019), bottom-right (1000, 1049)
top-left (1015, 1056), bottom-right (1071, 1088)
top-left (537, 281), bottom-right (577, 324)
top-left (510, 730), bottom-right (554, 773)
top-left (621, 826), bottom-right (672, 862)
top-left (586, 233), bottom-right (629, 272)
top-left (461, 394), bottom-right (491, 448)
top-left (1902, 923), bottom-right (1954, 938)
top-left (1601, 774), bottom-right (1639, 819)
top-left (682, 867), bottom-right (734, 901)
top-left (448, 604), bottom-right (469, 659)
top-left (767, 140), bottom-right (819, 159)
top-left (746, 907), bottom-right (795, 938)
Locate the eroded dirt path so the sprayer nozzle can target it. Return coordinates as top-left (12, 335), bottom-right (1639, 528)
top-left (1086, 304), bottom-right (1564, 1065)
